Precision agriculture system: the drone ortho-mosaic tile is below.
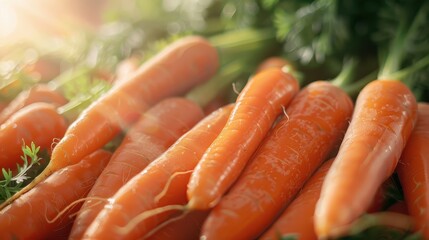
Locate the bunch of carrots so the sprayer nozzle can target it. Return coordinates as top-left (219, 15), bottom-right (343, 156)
top-left (1, 1), bottom-right (429, 240)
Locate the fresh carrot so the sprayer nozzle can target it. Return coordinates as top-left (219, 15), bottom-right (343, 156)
top-left (0, 149), bottom-right (112, 240)
top-left (145, 210), bottom-right (210, 240)
top-left (69, 97), bottom-right (204, 239)
top-left (261, 158), bottom-right (334, 240)
top-left (187, 68), bottom-right (299, 210)
top-left (0, 102), bottom-right (68, 171)
top-left (83, 104), bottom-right (233, 240)
top-left (0, 35), bottom-right (219, 209)
top-left (396, 102), bottom-right (429, 238)
top-left (0, 84), bottom-right (68, 125)
top-left (200, 80), bottom-right (353, 239)
top-left (314, 79), bottom-right (418, 238)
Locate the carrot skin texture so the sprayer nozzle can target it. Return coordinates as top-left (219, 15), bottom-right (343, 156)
top-left (83, 105), bottom-right (233, 240)
top-left (0, 36), bottom-right (219, 208)
top-left (261, 159), bottom-right (334, 240)
top-left (396, 102), bottom-right (429, 237)
top-left (200, 81), bottom-right (353, 240)
top-left (146, 210), bottom-right (210, 240)
top-left (0, 84), bottom-right (68, 125)
top-left (69, 97), bottom-right (204, 239)
top-left (314, 80), bottom-right (418, 238)
top-left (188, 68), bottom-right (299, 210)
top-left (0, 149), bottom-right (112, 240)
top-left (0, 102), bottom-right (68, 170)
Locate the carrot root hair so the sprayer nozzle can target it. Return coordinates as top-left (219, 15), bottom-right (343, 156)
top-left (154, 170), bottom-right (194, 203)
top-left (45, 196), bottom-right (108, 223)
top-left (114, 204), bottom-right (187, 236)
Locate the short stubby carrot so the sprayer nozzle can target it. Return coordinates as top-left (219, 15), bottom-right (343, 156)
top-left (261, 158), bottom-right (334, 240)
top-left (396, 102), bottom-right (429, 238)
top-left (82, 104), bottom-right (233, 240)
top-left (0, 35), bottom-right (219, 209)
top-left (314, 79), bottom-right (418, 239)
top-left (0, 102), bottom-right (68, 170)
top-left (0, 149), bottom-right (111, 240)
top-left (187, 68), bottom-right (299, 210)
top-left (69, 97), bottom-right (204, 239)
top-left (0, 84), bottom-right (68, 125)
top-left (200, 81), bottom-right (353, 239)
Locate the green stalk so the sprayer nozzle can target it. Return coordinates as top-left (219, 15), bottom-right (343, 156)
top-left (330, 58), bottom-right (357, 88)
top-left (341, 70), bottom-right (378, 99)
top-left (378, 3), bottom-right (428, 80)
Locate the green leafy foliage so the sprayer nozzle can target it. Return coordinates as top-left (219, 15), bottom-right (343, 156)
top-left (0, 142), bottom-right (43, 203)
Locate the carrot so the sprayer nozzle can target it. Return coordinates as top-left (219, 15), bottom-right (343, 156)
top-left (0, 84), bottom-right (68, 125)
top-left (145, 210), bottom-right (210, 240)
top-left (314, 79), bottom-right (418, 238)
top-left (0, 149), bottom-right (112, 240)
top-left (0, 102), bottom-right (68, 171)
top-left (0, 35), bottom-right (219, 209)
top-left (187, 68), bottom-right (299, 210)
top-left (261, 158), bottom-right (334, 240)
top-left (200, 80), bottom-right (353, 239)
top-left (69, 97), bottom-right (204, 239)
top-left (82, 104), bottom-right (233, 240)
top-left (396, 102), bottom-right (429, 238)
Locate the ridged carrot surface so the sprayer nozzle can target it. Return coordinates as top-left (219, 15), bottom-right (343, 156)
top-left (200, 81), bottom-right (353, 239)
top-left (314, 80), bottom-right (417, 238)
top-left (396, 102), bottom-right (429, 238)
top-left (187, 68), bottom-right (299, 210)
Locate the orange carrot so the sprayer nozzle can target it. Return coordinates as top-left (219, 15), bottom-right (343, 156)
top-left (0, 149), bottom-right (111, 240)
top-left (0, 84), bottom-right (68, 124)
top-left (145, 210), bottom-right (210, 240)
top-left (187, 68), bottom-right (299, 210)
top-left (0, 35), bottom-right (219, 209)
top-left (83, 104), bottom-right (233, 240)
top-left (0, 102), bottom-right (68, 171)
top-left (261, 158), bottom-right (334, 240)
top-left (69, 97), bottom-right (204, 239)
top-left (200, 81), bottom-right (353, 239)
top-left (396, 102), bottom-right (429, 237)
top-left (314, 80), bottom-right (418, 238)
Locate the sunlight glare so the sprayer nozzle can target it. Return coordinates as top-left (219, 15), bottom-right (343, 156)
top-left (0, 1), bottom-right (18, 38)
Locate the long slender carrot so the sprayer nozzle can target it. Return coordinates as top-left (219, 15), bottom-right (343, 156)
top-left (0, 84), bottom-right (68, 124)
top-left (69, 97), bottom-right (204, 239)
top-left (82, 104), bottom-right (233, 240)
top-left (200, 80), bottom-right (353, 239)
top-left (0, 35), bottom-right (219, 209)
top-left (261, 158), bottom-right (334, 240)
top-left (314, 79), bottom-right (418, 238)
top-left (187, 68), bottom-right (299, 210)
top-left (0, 149), bottom-right (111, 240)
top-left (0, 102), bottom-right (68, 170)
top-left (396, 102), bottom-right (429, 238)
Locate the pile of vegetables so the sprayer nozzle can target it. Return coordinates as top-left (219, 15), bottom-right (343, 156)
top-left (1, 0), bottom-right (429, 239)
